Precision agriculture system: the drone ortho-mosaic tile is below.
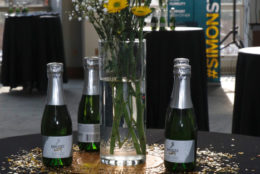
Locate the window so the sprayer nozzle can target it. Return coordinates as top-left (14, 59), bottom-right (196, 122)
top-left (220, 0), bottom-right (244, 56)
top-left (0, 0), bottom-right (49, 7)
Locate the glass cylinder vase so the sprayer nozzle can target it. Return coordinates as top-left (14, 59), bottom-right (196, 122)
top-left (99, 39), bottom-right (146, 166)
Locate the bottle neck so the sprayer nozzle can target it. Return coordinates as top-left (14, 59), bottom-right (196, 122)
top-left (152, 11), bottom-right (156, 17)
top-left (46, 73), bottom-right (64, 105)
top-left (161, 9), bottom-right (165, 16)
top-left (170, 75), bottom-right (193, 109)
top-left (83, 67), bottom-right (99, 95)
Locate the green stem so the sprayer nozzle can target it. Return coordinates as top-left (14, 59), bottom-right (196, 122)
top-left (135, 81), bottom-right (146, 154)
top-left (109, 82), bottom-right (143, 155)
top-left (109, 83), bottom-right (123, 154)
top-left (122, 99), bottom-right (142, 154)
top-left (109, 84), bottom-right (117, 154)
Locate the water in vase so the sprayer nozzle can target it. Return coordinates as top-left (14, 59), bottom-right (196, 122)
top-left (100, 78), bottom-right (146, 166)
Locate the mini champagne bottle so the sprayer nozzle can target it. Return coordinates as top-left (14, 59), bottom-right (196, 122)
top-left (78, 57), bottom-right (100, 152)
top-left (159, 8), bottom-right (166, 31)
top-left (169, 7), bottom-right (176, 30)
top-left (41, 62), bottom-right (73, 167)
top-left (164, 63), bottom-right (197, 172)
top-left (151, 8), bottom-right (158, 31)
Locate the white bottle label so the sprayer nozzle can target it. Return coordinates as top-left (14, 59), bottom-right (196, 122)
top-left (164, 139), bottom-right (195, 163)
top-left (42, 135), bottom-right (72, 158)
top-left (160, 22), bottom-right (165, 27)
top-left (151, 23), bottom-right (156, 27)
top-left (78, 124), bottom-right (100, 143)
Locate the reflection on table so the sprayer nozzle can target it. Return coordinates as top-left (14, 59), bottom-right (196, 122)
top-left (145, 27), bottom-right (209, 131)
top-left (1, 12), bottom-right (67, 92)
top-left (232, 47), bottom-right (260, 136)
top-left (0, 130), bottom-right (260, 173)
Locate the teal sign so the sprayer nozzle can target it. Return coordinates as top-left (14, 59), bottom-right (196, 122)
top-left (167, 0), bottom-right (195, 26)
top-left (168, 0), bottom-right (221, 83)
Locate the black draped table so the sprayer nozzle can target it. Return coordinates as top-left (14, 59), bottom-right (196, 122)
top-left (232, 47), bottom-right (260, 136)
top-left (1, 12), bottom-right (67, 92)
top-left (146, 27), bottom-right (209, 131)
top-left (0, 130), bottom-right (260, 173)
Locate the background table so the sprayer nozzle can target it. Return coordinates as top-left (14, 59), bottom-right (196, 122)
top-left (232, 47), bottom-right (260, 136)
top-left (146, 27), bottom-right (209, 131)
top-left (1, 12), bottom-right (67, 92)
top-left (0, 130), bottom-right (260, 173)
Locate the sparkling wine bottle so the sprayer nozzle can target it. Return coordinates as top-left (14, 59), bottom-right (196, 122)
top-left (78, 57), bottom-right (100, 152)
top-left (151, 8), bottom-right (158, 31)
top-left (159, 8), bottom-right (166, 31)
top-left (169, 7), bottom-right (176, 30)
top-left (41, 63), bottom-right (73, 167)
top-left (164, 63), bottom-right (197, 172)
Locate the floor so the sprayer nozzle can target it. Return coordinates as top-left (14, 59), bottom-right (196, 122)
top-left (208, 76), bottom-right (235, 133)
top-left (0, 77), bottom-right (236, 139)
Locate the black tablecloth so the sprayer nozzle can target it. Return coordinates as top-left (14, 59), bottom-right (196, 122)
top-left (1, 13), bottom-right (67, 92)
top-left (232, 47), bottom-right (260, 136)
top-left (146, 27), bottom-right (209, 131)
top-left (0, 130), bottom-right (260, 173)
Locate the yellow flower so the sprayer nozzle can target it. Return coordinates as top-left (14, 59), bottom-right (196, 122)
top-left (131, 6), bottom-right (152, 17)
top-left (104, 0), bottom-right (128, 13)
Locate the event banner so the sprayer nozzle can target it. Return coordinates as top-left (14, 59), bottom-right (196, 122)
top-left (168, 0), bottom-right (221, 83)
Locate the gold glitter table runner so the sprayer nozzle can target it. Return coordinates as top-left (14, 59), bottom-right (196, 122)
top-left (2, 130), bottom-right (260, 173)
top-left (3, 144), bottom-right (240, 173)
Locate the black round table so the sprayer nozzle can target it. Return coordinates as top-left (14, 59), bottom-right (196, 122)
top-left (145, 27), bottom-right (209, 131)
top-left (232, 47), bottom-right (260, 136)
top-left (1, 130), bottom-right (260, 173)
top-left (1, 13), bottom-right (67, 92)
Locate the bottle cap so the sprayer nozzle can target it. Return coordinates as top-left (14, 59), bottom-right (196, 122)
top-left (173, 64), bottom-right (191, 76)
top-left (83, 56), bottom-right (99, 67)
top-left (170, 7), bottom-right (175, 16)
top-left (174, 58), bottom-right (190, 65)
top-left (47, 62), bottom-right (63, 73)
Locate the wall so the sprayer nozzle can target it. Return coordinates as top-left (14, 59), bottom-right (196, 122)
top-left (51, 0), bottom-right (99, 78)
top-left (51, 0), bottom-right (83, 78)
top-left (249, 0), bottom-right (260, 23)
top-left (61, 0), bottom-right (83, 68)
top-left (82, 21), bottom-right (99, 57)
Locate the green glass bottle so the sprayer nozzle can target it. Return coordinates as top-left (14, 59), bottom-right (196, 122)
top-left (41, 63), bottom-right (73, 167)
top-left (78, 57), bottom-right (100, 152)
top-left (164, 63), bottom-right (197, 172)
top-left (169, 7), bottom-right (176, 30)
top-left (159, 8), bottom-right (166, 31)
top-left (8, 2), bottom-right (14, 14)
top-left (151, 8), bottom-right (158, 31)
top-left (15, 3), bottom-right (22, 14)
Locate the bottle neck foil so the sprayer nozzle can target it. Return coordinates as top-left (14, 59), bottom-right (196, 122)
top-left (83, 67), bottom-right (99, 95)
top-left (46, 73), bottom-right (65, 105)
top-left (170, 75), bottom-right (193, 109)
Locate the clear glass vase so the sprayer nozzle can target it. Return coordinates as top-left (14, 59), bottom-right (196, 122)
top-left (99, 39), bottom-right (146, 166)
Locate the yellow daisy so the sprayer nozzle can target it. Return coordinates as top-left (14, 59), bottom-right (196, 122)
top-left (131, 6), bottom-right (152, 17)
top-left (104, 0), bottom-right (128, 13)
